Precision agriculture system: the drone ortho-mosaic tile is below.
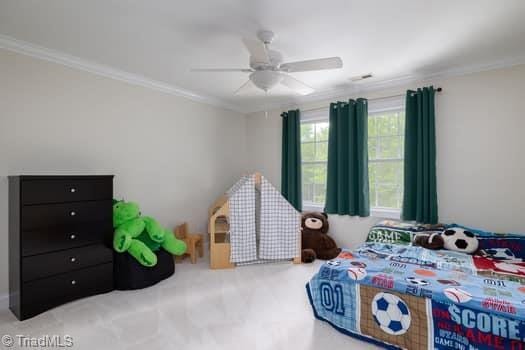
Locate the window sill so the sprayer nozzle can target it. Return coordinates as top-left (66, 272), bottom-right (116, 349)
top-left (301, 204), bottom-right (401, 220)
top-left (302, 204), bottom-right (324, 213)
top-left (370, 208), bottom-right (401, 219)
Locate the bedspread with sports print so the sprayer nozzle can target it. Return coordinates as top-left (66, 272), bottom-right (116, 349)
top-left (307, 245), bottom-right (525, 350)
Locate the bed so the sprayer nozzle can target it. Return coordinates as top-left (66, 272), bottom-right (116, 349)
top-left (306, 221), bottom-right (525, 350)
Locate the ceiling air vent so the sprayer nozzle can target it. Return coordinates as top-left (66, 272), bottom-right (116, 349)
top-left (350, 73), bottom-right (373, 82)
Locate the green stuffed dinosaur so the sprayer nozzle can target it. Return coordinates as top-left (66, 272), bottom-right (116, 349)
top-left (113, 200), bottom-right (186, 267)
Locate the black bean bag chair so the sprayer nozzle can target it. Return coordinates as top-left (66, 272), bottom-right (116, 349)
top-left (113, 250), bottom-right (175, 290)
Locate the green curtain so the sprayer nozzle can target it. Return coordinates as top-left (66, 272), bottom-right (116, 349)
top-left (325, 99), bottom-right (369, 216)
top-left (281, 109), bottom-right (302, 211)
top-left (402, 86), bottom-right (438, 224)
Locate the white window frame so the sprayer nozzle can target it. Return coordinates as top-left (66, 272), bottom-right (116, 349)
top-left (299, 96), bottom-right (405, 218)
top-left (368, 96), bottom-right (404, 219)
top-left (300, 113), bottom-right (329, 212)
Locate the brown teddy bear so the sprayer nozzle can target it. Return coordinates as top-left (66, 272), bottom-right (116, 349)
top-left (301, 212), bottom-right (341, 263)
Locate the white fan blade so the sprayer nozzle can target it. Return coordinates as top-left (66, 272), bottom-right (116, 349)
top-left (234, 80), bottom-right (259, 95)
top-left (191, 68), bottom-right (253, 72)
top-left (280, 75), bottom-right (315, 95)
top-left (242, 37), bottom-right (269, 64)
top-left (280, 57), bottom-right (343, 72)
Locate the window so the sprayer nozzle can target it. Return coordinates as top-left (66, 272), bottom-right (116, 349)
top-left (299, 98), bottom-right (405, 217)
top-left (301, 121), bottom-right (328, 209)
top-left (368, 110), bottom-right (405, 213)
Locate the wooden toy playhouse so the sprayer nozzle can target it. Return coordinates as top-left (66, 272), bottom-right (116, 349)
top-left (208, 173), bottom-right (301, 269)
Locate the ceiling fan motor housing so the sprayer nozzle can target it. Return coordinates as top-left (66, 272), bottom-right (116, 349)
top-left (250, 71), bottom-right (283, 91)
top-left (257, 30), bottom-right (275, 44)
top-left (250, 49), bottom-right (283, 69)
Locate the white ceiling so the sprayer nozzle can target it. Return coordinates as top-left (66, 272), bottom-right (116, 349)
top-left (1, 0), bottom-right (525, 113)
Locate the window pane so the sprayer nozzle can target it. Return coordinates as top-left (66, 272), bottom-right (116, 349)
top-left (301, 120), bottom-right (329, 207)
top-left (302, 163), bottom-right (315, 186)
top-left (368, 110), bottom-right (404, 211)
top-left (369, 180), bottom-right (377, 208)
top-left (377, 114), bottom-right (399, 136)
top-left (315, 122), bottom-right (329, 142)
top-left (376, 184), bottom-right (400, 209)
top-left (368, 137), bottom-right (378, 160)
top-left (302, 162), bottom-right (326, 206)
top-left (303, 183), bottom-right (314, 203)
top-left (312, 163), bottom-right (327, 185)
top-left (302, 142), bottom-right (315, 161)
top-left (369, 117), bottom-right (377, 138)
top-left (369, 161), bottom-right (377, 184)
top-left (316, 141), bottom-right (328, 161)
top-left (374, 161), bottom-right (402, 186)
top-left (377, 136), bottom-right (402, 159)
top-left (301, 123), bottom-right (315, 142)
top-left (369, 160), bottom-right (403, 210)
top-left (313, 184), bottom-right (326, 205)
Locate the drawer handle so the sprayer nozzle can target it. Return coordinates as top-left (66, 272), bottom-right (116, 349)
top-left (71, 280), bottom-right (76, 285)
top-left (70, 234), bottom-right (76, 240)
top-left (70, 211), bottom-right (76, 216)
top-left (70, 188), bottom-right (77, 193)
top-left (70, 257), bottom-right (77, 263)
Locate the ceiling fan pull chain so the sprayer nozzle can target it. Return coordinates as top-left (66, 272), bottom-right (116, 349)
top-left (265, 90), bottom-right (269, 119)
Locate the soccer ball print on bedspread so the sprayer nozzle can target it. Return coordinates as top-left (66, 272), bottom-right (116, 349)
top-left (307, 248), bottom-right (525, 350)
top-left (371, 292), bottom-right (411, 335)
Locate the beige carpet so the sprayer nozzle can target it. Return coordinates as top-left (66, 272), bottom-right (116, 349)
top-left (0, 258), bottom-right (379, 349)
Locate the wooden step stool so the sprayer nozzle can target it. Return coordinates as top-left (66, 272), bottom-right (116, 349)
top-left (174, 222), bottom-right (204, 264)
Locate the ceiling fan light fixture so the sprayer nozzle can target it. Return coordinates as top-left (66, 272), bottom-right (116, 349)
top-left (192, 30), bottom-right (343, 96)
top-left (249, 71), bottom-right (283, 91)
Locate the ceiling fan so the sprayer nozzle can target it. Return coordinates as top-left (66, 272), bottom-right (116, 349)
top-left (191, 30), bottom-right (343, 95)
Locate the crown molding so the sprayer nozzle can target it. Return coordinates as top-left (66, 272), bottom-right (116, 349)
top-left (255, 54), bottom-right (525, 114)
top-left (0, 34), bottom-right (244, 113)
top-left (2, 34), bottom-right (525, 116)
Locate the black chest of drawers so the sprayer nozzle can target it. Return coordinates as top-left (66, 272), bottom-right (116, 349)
top-left (8, 175), bottom-right (115, 320)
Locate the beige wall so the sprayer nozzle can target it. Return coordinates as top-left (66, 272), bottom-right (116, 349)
top-left (246, 64), bottom-right (525, 248)
top-left (0, 49), bottom-right (248, 297)
top-left (2, 48), bottom-right (525, 299)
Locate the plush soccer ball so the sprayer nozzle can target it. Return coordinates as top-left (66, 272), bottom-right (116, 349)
top-left (442, 227), bottom-right (479, 254)
top-left (480, 248), bottom-right (516, 260)
top-left (405, 276), bottom-right (430, 286)
top-left (371, 293), bottom-right (411, 335)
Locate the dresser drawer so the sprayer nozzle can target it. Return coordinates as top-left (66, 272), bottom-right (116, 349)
top-left (21, 200), bottom-right (112, 230)
top-left (21, 178), bottom-right (112, 205)
top-left (22, 244), bottom-right (113, 282)
top-left (21, 263), bottom-right (113, 320)
top-left (21, 221), bottom-right (112, 256)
